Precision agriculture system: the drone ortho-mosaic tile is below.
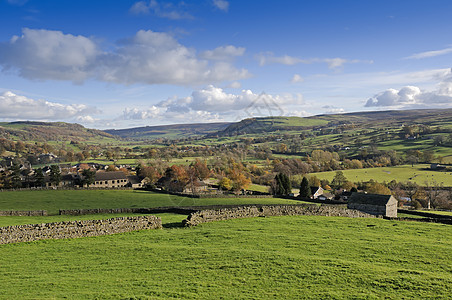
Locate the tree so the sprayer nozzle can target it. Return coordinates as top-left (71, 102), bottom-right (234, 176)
top-left (331, 171), bottom-right (347, 189)
top-left (365, 181), bottom-right (391, 195)
top-left (138, 165), bottom-right (161, 188)
top-left (106, 165), bottom-right (117, 172)
top-left (230, 171), bottom-right (251, 193)
top-left (9, 163), bottom-right (22, 189)
top-left (49, 165), bottom-right (61, 187)
top-left (273, 173), bottom-right (291, 195)
top-left (299, 177), bottom-right (312, 198)
top-left (34, 168), bottom-right (45, 187)
top-left (218, 177), bottom-right (232, 191)
top-left (190, 159), bottom-right (210, 181)
top-left (81, 168), bottom-right (96, 188)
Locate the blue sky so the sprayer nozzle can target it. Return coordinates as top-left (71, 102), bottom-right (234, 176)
top-left (1, 0), bottom-right (452, 129)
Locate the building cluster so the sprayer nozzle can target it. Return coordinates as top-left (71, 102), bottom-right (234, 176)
top-left (0, 162), bottom-right (145, 189)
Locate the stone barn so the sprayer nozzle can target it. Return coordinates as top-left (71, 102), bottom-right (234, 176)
top-left (347, 193), bottom-right (398, 217)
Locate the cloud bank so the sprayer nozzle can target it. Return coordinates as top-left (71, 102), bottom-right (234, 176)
top-left (0, 91), bottom-right (98, 121)
top-left (365, 68), bottom-right (452, 108)
top-left (0, 28), bottom-right (250, 86)
top-left (120, 85), bottom-right (306, 123)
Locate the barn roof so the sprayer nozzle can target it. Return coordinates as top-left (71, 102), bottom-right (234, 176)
top-left (94, 171), bottom-right (127, 181)
top-left (348, 193), bottom-right (395, 206)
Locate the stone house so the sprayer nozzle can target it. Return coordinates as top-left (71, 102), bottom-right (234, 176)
top-left (347, 193), bottom-right (397, 217)
top-left (310, 186), bottom-right (324, 199)
top-left (90, 171), bottom-right (128, 188)
top-left (126, 175), bottom-right (145, 188)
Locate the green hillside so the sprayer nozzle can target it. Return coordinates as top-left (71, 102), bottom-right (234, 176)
top-left (0, 121), bottom-right (117, 144)
top-left (105, 122), bottom-right (231, 140)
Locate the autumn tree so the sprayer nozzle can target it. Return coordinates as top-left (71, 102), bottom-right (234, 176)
top-left (365, 180), bottom-right (391, 195)
top-left (228, 168), bottom-right (251, 193)
top-left (218, 177), bottom-right (232, 191)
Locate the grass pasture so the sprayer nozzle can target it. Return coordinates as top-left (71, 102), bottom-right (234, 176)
top-left (311, 164), bottom-right (452, 186)
top-left (0, 189), bottom-right (301, 215)
top-left (0, 216), bottom-right (450, 299)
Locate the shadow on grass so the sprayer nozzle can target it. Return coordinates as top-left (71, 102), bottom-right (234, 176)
top-left (162, 222), bottom-right (185, 229)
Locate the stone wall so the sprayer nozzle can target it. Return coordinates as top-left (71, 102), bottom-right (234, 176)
top-left (0, 215), bottom-right (162, 245)
top-left (0, 210), bottom-right (47, 216)
top-left (183, 204), bottom-right (376, 226)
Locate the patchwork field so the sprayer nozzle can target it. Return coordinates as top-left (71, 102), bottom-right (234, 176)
top-left (310, 164), bottom-right (452, 186)
top-left (0, 216), bottom-right (450, 299)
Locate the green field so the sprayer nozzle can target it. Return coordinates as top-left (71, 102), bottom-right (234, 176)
top-left (310, 164), bottom-right (452, 186)
top-left (0, 189), bottom-right (301, 215)
top-left (0, 216), bottom-right (450, 299)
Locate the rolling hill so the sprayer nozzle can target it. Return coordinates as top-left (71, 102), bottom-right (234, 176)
top-left (104, 122), bottom-right (231, 140)
top-left (0, 121), bottom-right (116, 143)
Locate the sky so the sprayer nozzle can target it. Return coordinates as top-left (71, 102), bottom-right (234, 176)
top-left (1, 0), bottom-right (452, 129)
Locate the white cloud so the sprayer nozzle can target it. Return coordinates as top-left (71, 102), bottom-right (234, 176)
top-left (285, 110), bottom-right (311, 117)
top-left (119, 86), bottom-right (306, 123)
top-left (365, 69), bottom-right (452, 107)
top-left (76, 115), bottom-right (97, 123)
top-left (256, 52), bottom-right (372, 70)
top-left (290, 74), bottom-right (304, 83)
top-left (200, 45), bottom-right (245, 61)
top-left (123, 106), bottom-right (160, 120)
top-left (0, 28), bottom-right (98, 82)
top-left (322, 105), bottom-right (345, 114)
top-left (212, 0), bottom-right (229, 12)
top-left (129, 0), bottom-right (193, 20)
top-left (0, 28), bottom-right (250, 86)
top-left (0, 91), bottom-right (99, 121)
top-left (405, 47), bottom-right (452, 59)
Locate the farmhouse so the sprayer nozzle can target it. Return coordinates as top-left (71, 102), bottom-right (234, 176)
top-left (126, 175), bottom-right (145, 189)
top-left (310, 186), bottom-right (324, 199)
top-left (91, 171), bottom-right (128, 188)
top-left (347, 193), bottom-right (397, 217)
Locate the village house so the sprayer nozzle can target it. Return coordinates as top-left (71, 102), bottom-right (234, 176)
top-left (126, 175), bottom-right (145, 189)
top-left (347, 193), bottom-right (398, 217)
top-left (90, 171), bottom-right (129, 188)
top-left (310, 186), bottom-right (324, 199)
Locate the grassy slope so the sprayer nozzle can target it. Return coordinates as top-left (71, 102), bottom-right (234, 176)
top-left (0, 189), bottom-right (301, 215)
top-left (309, 164), bottom-right (452, 186)
top-left (0, 216), bottom-right (450, 299)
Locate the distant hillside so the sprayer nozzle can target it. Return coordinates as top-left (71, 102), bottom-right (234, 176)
top-left (0, 121), bottom-right (116, 143)
top-left (213, 109), bottom-right (452, 137)
top-left (105, 122), bottom-right (231, 140)
top-left (212, 116), bottom-right (329, 136)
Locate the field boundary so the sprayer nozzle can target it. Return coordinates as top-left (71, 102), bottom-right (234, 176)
top-left (0, 215), bottom-right (162, 245)
top-left (182, 204), bottom-right (377, 226)
top-left (0, 210), bottom-right (47, 216)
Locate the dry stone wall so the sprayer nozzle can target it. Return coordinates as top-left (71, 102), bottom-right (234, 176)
top-left (0, 215), bottom-right (162, 245)
top-left (183, 204), bottom-right (376, 226)
top-left (0, 210), bottom-right (47, 216)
